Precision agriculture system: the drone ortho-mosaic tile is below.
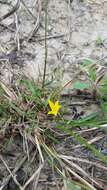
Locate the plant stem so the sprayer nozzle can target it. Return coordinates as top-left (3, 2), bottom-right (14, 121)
top-left (42, 0), bottom-right (48, 88)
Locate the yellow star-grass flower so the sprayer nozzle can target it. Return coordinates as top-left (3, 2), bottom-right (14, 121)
top-left (48, 99), bottom-right (61, 116)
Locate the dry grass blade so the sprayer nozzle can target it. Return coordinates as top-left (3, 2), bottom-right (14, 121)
top-left (58, 154), bottom-right (107, 172)
top-left (21, 0), bottom-right (37, 19)
top-left (34, 134), bottom-right (44, 163)
top-left (66, 166), bottom-right (97, 190)
top-left (0, 0), bottom-right (20, 22)
top-left (35, 33), bottom-right (66, 42)
top-left (15, 12), bottom-right (20, 51)
top-left (22, 135), bottom-right (44, 189)
top-left (6, 128), bottom-right (44, 190)
top-left (101, 124), bottom-right (107, 128)
top-left (0, 81), bottom-right (17, 101)
top-left (0, 146), bottom-right (34, 190)
top-left (23, 163), bottom-right (44, 190)
top-left (0, 22), bottom-right (15, 32)
top-left (87, 0), bottom-right (103, 5)
top-left (73, 134), bottom-right (105, 149)
top-left (59, 155), bottom-right (103, 189)
top-left (0, 155), bottom-right (24, 190)
top-left (78, 127), bottom-right (99, 134)
top-left (22, 130), bottom-right (30, 160)
top-left (27, 0), bottom-right (42, 41)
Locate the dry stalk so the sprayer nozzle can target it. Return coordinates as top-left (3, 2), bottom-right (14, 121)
top-left (26, 0), bottom-right (42, 41)
top-left (0, 155), bottom-right (24, 190)
top-left (59, 155), bottom-right (103, 189)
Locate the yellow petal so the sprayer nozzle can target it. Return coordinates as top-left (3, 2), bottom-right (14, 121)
top-left (48, 99), bottom-right (61, 116)
top-left (55, 101), bottom-right (61, 109)
top-left (48, 99), bottom-right (55, 110)
top-left (48, 111), bottom-right (57, 116)
top-left (48, 110), bottom-right (53, 115)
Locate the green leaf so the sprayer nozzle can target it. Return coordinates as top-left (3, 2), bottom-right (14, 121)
top-left (67, 112), bottom-right (98, 125)
top-left (65, 180), bottom-right (81, 190)
top-left (73, 81), bottom-right (90, 90)
top-left (89, 67), bottom-right (97, 81)
top-left (95, 36), bottom-right (103, 46)
top-left (82, 59), bottom-right (93, 66)
top-left (21, 79), bottom-right (41, 98)
top-left (100, 76), bottom-right (107, 85)
top-left (10, 103), bottom-right (25, 116)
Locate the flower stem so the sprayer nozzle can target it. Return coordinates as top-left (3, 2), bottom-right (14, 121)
top-left (42, 0), bottom-right (48, 88)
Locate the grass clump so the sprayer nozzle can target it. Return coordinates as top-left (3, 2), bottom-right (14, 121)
top-left (0, 71), bottom-right (107, 190)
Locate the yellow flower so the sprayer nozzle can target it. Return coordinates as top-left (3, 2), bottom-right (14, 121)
top-left (48, 99), bottom-right (61, 116)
